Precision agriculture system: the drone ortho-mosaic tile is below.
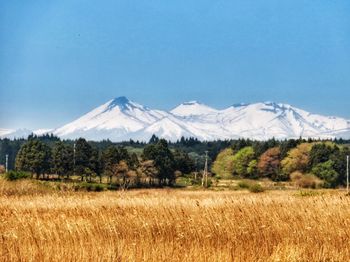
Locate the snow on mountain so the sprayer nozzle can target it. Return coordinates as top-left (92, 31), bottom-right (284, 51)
top-left (0, 128), bottom-right (33, 139)
top-left (129, 115), bottom-right (214, 142)
top-left (215, 102), bottom-right (320, 140)
top-left (33, 129), bottom-right (54, 136)
top-left (48, 98), bottom-right (350, 141)
top-left (210, 102), bottom-right (350, 140)
top-left (0, 128), bottom-right (14, 138)
top-left (171, 101), bottom-right (218, 116)
top-left (53, 96), bottom-right (168, 141)
top-left (169, 101), bottom-right (350, 141)
top-left (3, 97), bottom-right (350, 141)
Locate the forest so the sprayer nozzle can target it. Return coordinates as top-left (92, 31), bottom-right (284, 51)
top-left (0, 134), bottom-right (349, 189)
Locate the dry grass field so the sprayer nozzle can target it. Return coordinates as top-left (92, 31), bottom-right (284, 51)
top-left (0, 180), bottom-right (349, 261)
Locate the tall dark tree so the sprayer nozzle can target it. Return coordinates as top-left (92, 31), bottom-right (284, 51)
top-left (52, 141), bottom-right (73, 179)
top-left (129, 152), bottom-right (139, 170)
top-left (330, 146), bottom-right (350, 185)
top-left (74, 138), bottom-right (93, 181)
top-left (102, 146), bottom-right (130, 183)
top-left (173, 149), bottom-right (195, 174)
top-left (15, 139), bottom-right (51, 179)
top-left (89, 147), bottom-right (101, 182)
top-left (309, 143), bottom-right (337, 168)
top-left (148, 135), bottom-right (159, 144)
top-left (143, 139), bottom-right (175, 185)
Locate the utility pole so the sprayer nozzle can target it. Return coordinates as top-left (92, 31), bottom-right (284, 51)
top-left (202, 151), bottom-right (208, 188)
top-left (194, 159), bottom-right (197, 180)
top-left (73, 143), bottom-right (76, 177)
top-left (5, 154), bottom-right (8, 173)
top-left (347, 155), bottom-right (349, 194)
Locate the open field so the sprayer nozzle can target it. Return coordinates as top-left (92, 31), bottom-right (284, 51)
top-left (0, 180), bottom-right (350, 261)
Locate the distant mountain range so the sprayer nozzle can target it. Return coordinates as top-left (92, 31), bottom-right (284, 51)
top-left (2, 96), bottom-right (350, 141)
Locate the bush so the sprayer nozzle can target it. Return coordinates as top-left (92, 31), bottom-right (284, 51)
top-left (237, 181), bottom-right (250, 189)
top-left (4, 171), bottom-right (31, 181)
top-left (290, 171), bottom-right (303, 182)
top-left (311, 160), bottom-right (339, 188)
top-left (73, 182), bottom-right (106, 192)
top-left (249, 183), bottom-right (265, 193)
top-left (94, 184), bottom-right (104, 192)
top-left (291, 172), bottom-right (323, 189)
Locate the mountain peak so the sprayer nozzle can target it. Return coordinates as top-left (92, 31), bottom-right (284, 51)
top-left (104, 96), bottom-right (139, 112)
top-left (182, 100), bottom-right (200, 105)
top-left (232, 102), bottom-right (249, 108)
top-left (111, 96), bottom-right (130, 105)
top-left (171, 101), bottom-right (218, 117)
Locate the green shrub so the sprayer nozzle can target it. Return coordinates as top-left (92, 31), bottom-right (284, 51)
top-left (311, 160), bottom-right (339, 188)
top-left (73, 182), bottom-right (106, 192)
top-left (249, 183), bottom-right (265, 193)
top-left (94, 184), bottom-right (104, 192)
top-left (237, 181), bottom-right (250, 189)
top-left (4, 171), bottom-right (31, 181)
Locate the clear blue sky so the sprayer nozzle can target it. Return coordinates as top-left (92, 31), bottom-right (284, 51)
top-left (1, 0), bottom-right (350, 130)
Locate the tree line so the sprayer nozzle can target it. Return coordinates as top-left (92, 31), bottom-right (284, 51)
top-left (212, 139), bottom-right (350, 188)
top-left (1, 134), bottom-right (350, 188)
top-left (12, 137), bottom-right (195, 188)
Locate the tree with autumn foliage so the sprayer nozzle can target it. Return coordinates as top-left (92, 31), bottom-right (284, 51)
top-left (112, 160), bottom-right (130, 189)
top-left (257, 147), bottom-right (286, 181)
top-left (137, 160), bottom-right (159, 185)
top-left (281, 143), bottom-right (313, 176)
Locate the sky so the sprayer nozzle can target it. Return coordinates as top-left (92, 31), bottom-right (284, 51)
top-left (1, 0), bottom-right (350, 130)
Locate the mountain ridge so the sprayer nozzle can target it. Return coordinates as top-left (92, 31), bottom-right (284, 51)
top-left (2, 97), bottom-right (350, 141)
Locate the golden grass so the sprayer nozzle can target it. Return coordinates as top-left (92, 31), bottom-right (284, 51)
top-left (0, 180), bottom-right (349, 261)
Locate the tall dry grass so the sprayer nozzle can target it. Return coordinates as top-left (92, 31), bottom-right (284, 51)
top-left (0, 179), bottom-right (349, 261)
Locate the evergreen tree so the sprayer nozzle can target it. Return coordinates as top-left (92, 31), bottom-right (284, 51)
top-left (102, 146), bottom-right (131, 183)
top-left (129, 153), bottom-right (140, 170)
top-left (312, 160), bottom-right (339, 188)
top-left (15, 139), bottom-right (51, 179)
top-left (52, 141), bottom-right (73, 179)
top-left (148, 134), bottom-right (159, 144)
top-left (309, 143), bottom-right (337, 168)
top-left (143, 139), bottom-right (175, 185)
top-left (74, 138), bottom-right (93, 181)
top-left (173, 149), bottom-right (195, 175)
top-left (89, 147), bottom-right (101, 182)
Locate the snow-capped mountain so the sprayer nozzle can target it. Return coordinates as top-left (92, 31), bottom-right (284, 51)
top-left (0, 128), bottom-right (33, 139)
top-left (0, 128), bottom-right (14, 138)
top-left (0, 128), bottom-right (53, 139)
top-left (54, 96), bottom-right (168, 141)
top-left (2, 97), bottom-right (350, 141)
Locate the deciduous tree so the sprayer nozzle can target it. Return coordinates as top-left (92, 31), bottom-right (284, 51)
top-left (232, 146), bottom-right (256, 178)
top-left (281, 143), bottom-right (313, 176)
top-left (257, 147), bottom-right (284, 180)
top-left (211, 148), bottom-right (235, 178)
